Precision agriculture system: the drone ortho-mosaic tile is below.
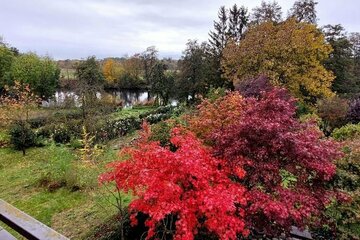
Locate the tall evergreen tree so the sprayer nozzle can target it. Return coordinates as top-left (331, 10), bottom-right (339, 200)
top-left (209, 6), bottom-right (228, 56)
top-left (323, 25), bottom-right (357, 95)
top-left (208, 6), bottom-right (229, 89)
top-left (228, 4), bottom-right (249, 43)
top-left (350, 32), bottom-right (360, 94)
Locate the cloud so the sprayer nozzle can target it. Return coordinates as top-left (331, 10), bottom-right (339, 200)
top-left (0, 0), bottom-right (359, 59)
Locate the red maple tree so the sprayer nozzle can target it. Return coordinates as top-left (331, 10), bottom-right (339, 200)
top-left (100, 124), bottom-right (249, 240)
top-left (211, 88), bottom-right (342, 235)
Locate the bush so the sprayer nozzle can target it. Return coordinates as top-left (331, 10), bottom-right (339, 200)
top-left (205, 87), bottom-right (227, 102)
top-left (52, 125), bottom-right (71, 144)
top-left (94, 105), bottom-right (175, 142)
top-left (9, 121), bottom-right (36, 155)
top-left (100, 126), bottom-right (248, 239)
top-left (35, 125), bottom-right (53, 139)
top-left (317, 96), bottom-right (349, 135)
top-left (94, 116), bottom-right (142, 142)
top-left (325, 139), bottom-right (360, 239)
top-left (347, 98), bottom-right (360, 124)
top-left (210, 88), bottom-right (342, 236)
top-left (138, 105), bottom-right (173, 119)
top-left (332, 124), bottom-right (360, 141)
top-left (28, 117), bottom-right (47, 128)
top-left (188, 91), bottom-right (244, 141)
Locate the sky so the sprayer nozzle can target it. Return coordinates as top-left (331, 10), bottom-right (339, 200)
top-left (0, 0), bottom-right (359, 60)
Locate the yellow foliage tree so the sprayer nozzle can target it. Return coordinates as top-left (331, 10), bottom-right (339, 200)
top-left (222, 18), bottom-right (335, 103)
top-left (102, 59), bottom-right (123, 85)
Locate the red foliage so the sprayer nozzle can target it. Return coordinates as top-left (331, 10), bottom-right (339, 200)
top-left (100, 125), bottom-right (248, 240)
top-left (210, 88), bottom-right (342, 235)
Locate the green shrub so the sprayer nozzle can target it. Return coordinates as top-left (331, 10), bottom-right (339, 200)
top-left (9, 121), bottom-right (36, 155)
top-left (299, 113), bottom-right (322, 126)
top-left (325, 139), bottom-right (360, 239)
top-left (205, 87), bottom-right (226, 102)
top-left (68, 138), bottom-right (83, 149)
top-left (53, 125), bottom-right (71, 144)
top-left (332, 124), bottom-right (360, 141)
top-left (36, 125), bottom-right (53, 139)
top-left (149, 121), bottom-right (172, 147)
top-left (28, 117), bottom-right (47, 128)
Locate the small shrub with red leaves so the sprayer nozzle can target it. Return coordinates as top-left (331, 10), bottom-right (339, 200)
top-left (100, 124), bottom-right (249, 240)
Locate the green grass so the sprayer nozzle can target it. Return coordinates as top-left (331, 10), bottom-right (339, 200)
top-left (0, 139), bottom-right (131, 239)
top-left (0, 105), bottom-right (152, 239)
top-left (110, 105), bottom-right (156, 120)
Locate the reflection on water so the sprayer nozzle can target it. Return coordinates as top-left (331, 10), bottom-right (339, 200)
top-left (42, 90), bottom-right (151, 107)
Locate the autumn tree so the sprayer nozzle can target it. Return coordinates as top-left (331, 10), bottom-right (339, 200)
top-left (209, 88), bottom-right (342, 236)
top-left (119, 55), bottom-right (144, 89)
top-left (100, 125), bottom-right (248, 239)
top-left (0, 81), bottom-right (40, 155)
top-left (222, 18), bottom-right (335, 104)
top-left (102, 58), bottom-right (124, 87)
top-left (9, 53), bottom-right (60, 99)
top-left (323, 25), bottom-right (357, 95)
top-left (317, 96), bottom-right (349, 135)
top-left (288, 0), bottom-right (318, 24)
top-left (251, 1), bottom-right (282, 24)
top-left (0, 81), bottom-right (40, 124)
top-left (188, 91), bottom-right (244, 141)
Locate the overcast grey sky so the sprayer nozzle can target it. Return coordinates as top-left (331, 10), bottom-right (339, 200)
top-left (0, 0), bottom-right (359, 60)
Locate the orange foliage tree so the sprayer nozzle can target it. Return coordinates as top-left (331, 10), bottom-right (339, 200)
top-left (188, 91), bottom-right (245, 141)
top-left (102, 59), bottom-right (124, 85)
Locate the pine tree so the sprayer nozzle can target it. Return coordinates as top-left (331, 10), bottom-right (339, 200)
top-left (228, 4), bottom-right (249, 43)
top-left (209, 6), bottom-right (228, 56)
top-left (323, 25), bottom-right (357, 95)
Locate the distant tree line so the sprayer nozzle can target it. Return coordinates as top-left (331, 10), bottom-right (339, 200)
top-left (2, 0), bottom-right (359, 105)
top-left (176, 0), bottom-right (360, 105)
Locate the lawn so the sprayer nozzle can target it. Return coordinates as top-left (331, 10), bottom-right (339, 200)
top-left (0, 132), bottom-right (135, 239)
